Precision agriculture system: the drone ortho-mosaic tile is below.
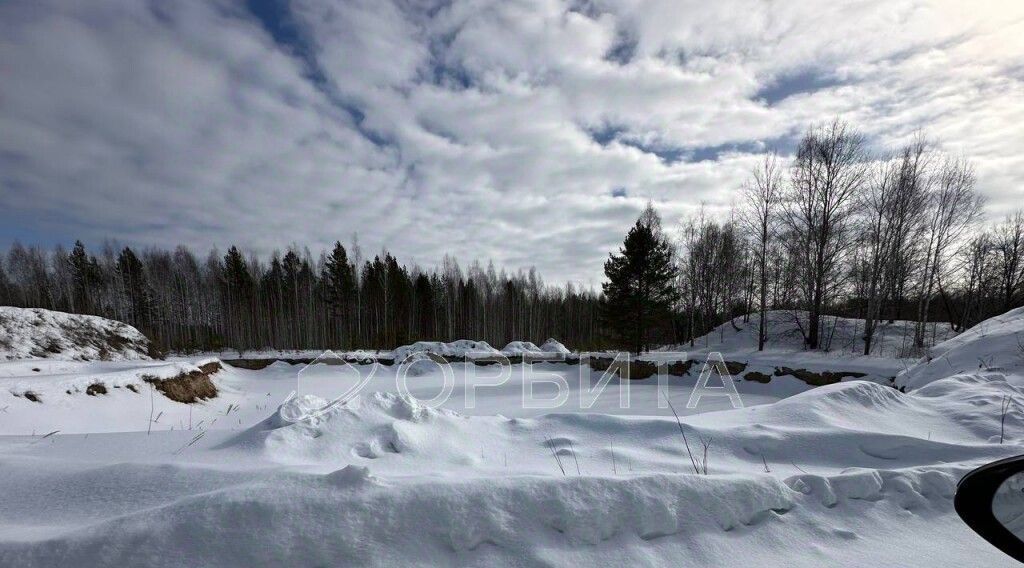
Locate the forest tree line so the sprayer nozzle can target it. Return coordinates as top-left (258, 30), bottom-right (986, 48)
top-left (603, 119), bottom-right (1024, 355)
top-left (0, 239), bottom-right (602, 353)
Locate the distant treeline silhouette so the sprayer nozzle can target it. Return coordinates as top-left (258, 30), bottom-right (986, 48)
top-left (0, 239), bottom-right (604, 352)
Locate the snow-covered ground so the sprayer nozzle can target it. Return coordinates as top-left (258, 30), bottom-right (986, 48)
top-left (647, 310), bottom-right (959, 380)
top-left (666, 310), bottom-right (959, 358)
top-left (0, 308), bottom-right (1021, 566)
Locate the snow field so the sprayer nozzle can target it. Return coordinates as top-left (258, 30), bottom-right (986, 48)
top-left (3, 307), bottom-right (1024, 565)
top-left (1, 374), bottom-right (1019, 566)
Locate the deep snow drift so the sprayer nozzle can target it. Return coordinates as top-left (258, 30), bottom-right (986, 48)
top-left (0, 309), bottom-right (1022, 566)
top-left (896, 306), bottom-right (1024, 391)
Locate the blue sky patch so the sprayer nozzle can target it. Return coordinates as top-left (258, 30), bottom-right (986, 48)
top-left (755, 67), bottom-right (844, 105)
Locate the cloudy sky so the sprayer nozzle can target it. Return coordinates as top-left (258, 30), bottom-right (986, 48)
top-left (2, 0), bottom-right (1023, 285)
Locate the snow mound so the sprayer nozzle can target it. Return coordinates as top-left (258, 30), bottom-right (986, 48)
top-left (896, 307), bottom-right (1024, 390)
top-left (324, 464), bottom-right (378, 488)
top-left (277, 393), bottom-right (331, 424)
top-left (500, 339), bottom-right (571, 357)
top-left (0, 306), bottom-right (153, 361)
top-left (776, 379), bottom-right (905, 411)
top-left (392, 340), bottom-right (499, 362)
top-left (540, 338), bottom-right (570, 355)
top-left (260, 391), bottom-right (466, 464)
top-left (501, 340), bottom-right (542, 355)
top-left (398, 353), bottom-right (453, 376)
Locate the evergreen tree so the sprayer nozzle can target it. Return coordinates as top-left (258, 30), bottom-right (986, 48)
top-left (69, 240), bottom-right (100, 313)
top-left (281, 249), bottom-right (303, 347)
top-left (361, 256), bottom-right (387, 346)
top-left (0, 255), bottom-right (10, 305)
top-left (322, 241), bottom-right (357, 347)
top-left (384, 254), bottom-right (412, 346)
top-left (221, 246), bottom-right (254, 350)
top-left (116, 247), bottom-right (153, 331)
top-left (602, 206), bottom-right (679, 353)
top-left (413, 272), bottom-right (434, 339)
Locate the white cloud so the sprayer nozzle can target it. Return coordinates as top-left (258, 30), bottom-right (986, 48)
top-left (1, 0), bottom-right (1022, 284)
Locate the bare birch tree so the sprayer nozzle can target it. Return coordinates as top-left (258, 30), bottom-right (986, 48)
top-left (784, 119), bottom-right (869, 349)
top-left (993, 211), bottom-right (1024, 312)
top-left (914, 156), bottom-right (983, 348)
top-left (741, 152), bottom-right (783, 350)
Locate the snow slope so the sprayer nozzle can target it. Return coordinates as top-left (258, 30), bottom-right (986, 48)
top-left (0, 306), bottom-right (152, 361)
top-left (897, 307), bottom-right (1024, 390)
top-left (641, 311), bottom-right (960, 388)
top-left (669, 310), bottom-right (957, 359)
top-left (0, 358), bottom-right (228, 434)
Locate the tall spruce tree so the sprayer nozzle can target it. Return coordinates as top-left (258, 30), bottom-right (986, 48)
top-left (602, 206), bottom-right (678, 353)
top-left (322, 242), bottom-right (357, 347)
top-left (69, 240), bottom-right (100, 313)
top-left (221, 246), bottom-right (254, 350)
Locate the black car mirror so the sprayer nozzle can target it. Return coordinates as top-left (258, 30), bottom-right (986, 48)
top-left (957, 455), bottom-right (1024, 563)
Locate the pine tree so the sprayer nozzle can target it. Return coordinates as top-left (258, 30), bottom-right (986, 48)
top-left (602, 206), bottom-right (679, 353)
